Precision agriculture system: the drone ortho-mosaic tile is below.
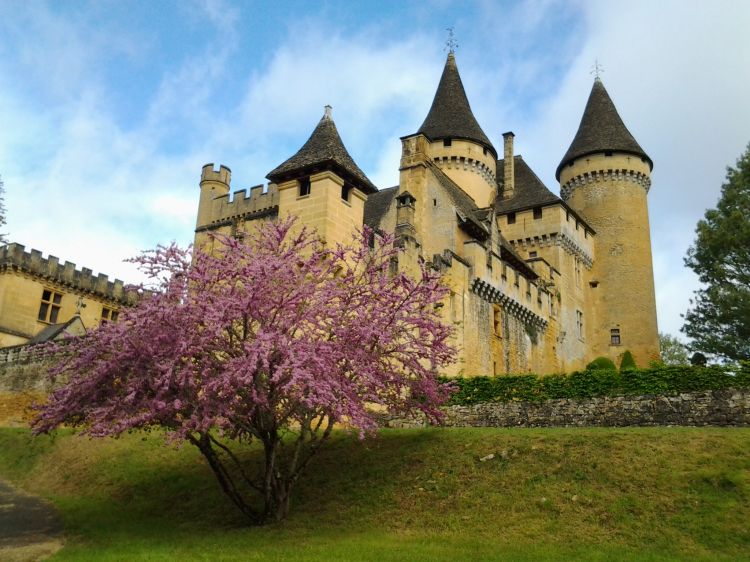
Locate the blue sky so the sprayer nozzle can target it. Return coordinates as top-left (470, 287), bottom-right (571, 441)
top-left (1, 0), bottom-right (749, 340)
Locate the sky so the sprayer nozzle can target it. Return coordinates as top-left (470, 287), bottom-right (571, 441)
top-left (1, 0), bottom-right (749, 340)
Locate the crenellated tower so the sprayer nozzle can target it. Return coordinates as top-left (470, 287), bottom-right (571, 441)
top-left (416, 52), bottom-right (497, 208)
top-left (557, 77), bottom-right (659, 366)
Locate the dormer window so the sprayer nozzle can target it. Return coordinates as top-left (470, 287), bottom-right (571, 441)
top-left (298, 177), bottom-right (311, 197)
top-left (341, 183), bottom-right (352, 202)
top-left (443, 139), bottom-right (452, 147)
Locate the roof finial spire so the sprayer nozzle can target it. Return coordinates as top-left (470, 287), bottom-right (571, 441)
top-left (445, 27), bottom-right (458, 54)
top-left (323, 105), bottom-right (332, 120)
top-left (591, 59), bottom-right (604, 81)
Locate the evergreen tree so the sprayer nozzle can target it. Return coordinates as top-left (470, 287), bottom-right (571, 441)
top-left (683, 143), bottom-right (750, 361)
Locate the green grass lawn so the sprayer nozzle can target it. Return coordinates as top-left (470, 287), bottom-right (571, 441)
top-left (0, 426), bottom-right (748, 561)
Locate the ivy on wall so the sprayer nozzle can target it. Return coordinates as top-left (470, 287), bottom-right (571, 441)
top-left (441, 363), bottom-right (750, 405)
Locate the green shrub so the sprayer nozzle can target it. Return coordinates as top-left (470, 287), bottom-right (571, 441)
top-left (620, 350), bottom-right (637, 371)
top-left (440, 362), bottom-right (750, 406)
top-left (586, 356), bottom-right (616, 370)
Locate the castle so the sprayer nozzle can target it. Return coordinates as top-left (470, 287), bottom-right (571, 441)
top-left (194, 52), bottom-right (660, 376)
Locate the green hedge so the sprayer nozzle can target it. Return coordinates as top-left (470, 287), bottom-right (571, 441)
top-left (441, 362), bottom-right (750, 405)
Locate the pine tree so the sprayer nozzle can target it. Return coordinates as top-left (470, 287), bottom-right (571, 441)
top-left (683, 143), bottom-right (750, 361)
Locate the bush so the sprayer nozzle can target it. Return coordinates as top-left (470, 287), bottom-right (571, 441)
top-left (620, 350), bottom-right (637, 371)
top-left (586, 356), bottom-right (616, 370)
top-left (441, 363), bottom-right (750, 406)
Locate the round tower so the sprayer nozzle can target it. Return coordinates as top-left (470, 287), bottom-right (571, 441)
top-left (417, 52), bottom-right (497, 208)
top-left (196, 163), bottom-right (231, 230)
top-left (557, 78), bottom-right (659, 366)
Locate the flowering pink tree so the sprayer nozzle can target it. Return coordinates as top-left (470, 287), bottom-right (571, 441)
top-left (33, 219), bottom-right (454, 524)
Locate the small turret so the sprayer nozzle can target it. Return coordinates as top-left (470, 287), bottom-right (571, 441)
top-left (196, 163), bottom-right (231, 229)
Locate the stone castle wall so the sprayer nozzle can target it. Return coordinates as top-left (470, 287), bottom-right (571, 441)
top-left (384, 388), bottom-right (750, 428)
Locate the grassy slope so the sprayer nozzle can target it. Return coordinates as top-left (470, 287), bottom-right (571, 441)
top-left (0, 427), bottom-right (748, 561)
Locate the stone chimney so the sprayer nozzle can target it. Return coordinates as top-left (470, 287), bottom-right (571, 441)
top-left (502, 131), bottom-right (515, 200)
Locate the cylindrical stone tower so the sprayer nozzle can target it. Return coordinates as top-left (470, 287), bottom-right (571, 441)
top-left (556, 78), bottom-right (659, 366)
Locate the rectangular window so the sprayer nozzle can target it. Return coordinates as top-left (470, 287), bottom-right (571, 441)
top-left (514, 270), bottom-right (519, 287)
top-left (101, 307), bottom-right (119, 324)
top-left (576, 310), bottom-right (584, 340)
top-left (443, 138), bottom-right (452, 147)
top-left (533, 207), bottom-right (542, 220)
top-left (341, 183), bottom-right (352, 202)
top-left (529, 251), bottom-right (537, 258)
top-left (501, 263), bottom-right (508, 281)
top-left (38, 289), bottom-right (62, 323)
top-left (610, 328), bottom-right (621, 345)
top-left (507, 212), bottom-right (516, 225)
top-left (575, 257), bottom-right (582, 287)
top-left (298, 177), bottom-right (311, 197)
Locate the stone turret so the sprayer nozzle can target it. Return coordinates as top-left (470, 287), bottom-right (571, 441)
top-left (416, 52), bottom-right (497, 208)
top-left (267, 106), bottom-right (377, 246)
top-left (558, 78), bottom-right (658, 366)
top-left (197, 163), bottom-right (231, 230)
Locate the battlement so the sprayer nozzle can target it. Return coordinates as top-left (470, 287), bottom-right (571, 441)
top-left (198, 181), bottom-right (280, 231)
top-left (201, 163), bottom-right (232, 185)
top-left (0, 243), bottom-right (139, 304)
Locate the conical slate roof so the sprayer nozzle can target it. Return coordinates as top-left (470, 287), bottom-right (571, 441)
top-left (556, 78), bottom-right (652, 180)
top-left (417, 53), bottom-right (496, 156)
top-left (267, 106), bottom-right (377, 194)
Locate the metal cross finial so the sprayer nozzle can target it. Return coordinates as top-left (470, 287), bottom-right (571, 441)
top-left (75, 296), bottom-right (86, 315)
top-left (445, 27), bottom-right (458, 54)
top-left (591, 59), bottom-right (604, 80)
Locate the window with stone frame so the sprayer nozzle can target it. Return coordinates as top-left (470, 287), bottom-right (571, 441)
top-left (575, 257), bottom-right (582, 287)
top-left (610, 328), bottom-right (621, 346)
top-left (340, 183), bottom-right (352, 202)
top-left (298, 177), bottom-right (311, 197)
top-left (533, 206), bottom-right (542, 220)
top-left (576, 310), bottom-right (584, 340)
top-left (101, 306), bottom-right (119, 324)
top-left (507, 212), bottom-right (516, 225)
top-left (493, 304), bottom-right (502, 337)
top-left (38, 289), bottom-right (63, 323)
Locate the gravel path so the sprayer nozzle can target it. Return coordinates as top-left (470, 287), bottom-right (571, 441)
top-left (0, 480), bottom-right (63, 561)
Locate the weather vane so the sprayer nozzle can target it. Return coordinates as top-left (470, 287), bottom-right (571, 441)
top-left (445, 27), bottom-right (458, 54)
top-left (591, 59), bottom-right (604, 79)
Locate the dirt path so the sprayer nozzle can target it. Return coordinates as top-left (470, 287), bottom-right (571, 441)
top-left (0, 480), bottom-right (63, 561)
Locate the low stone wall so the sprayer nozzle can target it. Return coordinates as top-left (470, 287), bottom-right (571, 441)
top-left (385, 388), bottom-right (750, 428)
top-left (0, 360), bottom-right (56, 426)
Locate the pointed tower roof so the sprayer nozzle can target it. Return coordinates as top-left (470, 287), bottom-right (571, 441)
top-left (556, 78), bottom-right (652, 180)
top-left (417, 53), bottom-right (496, 157)
top-left (267, 106), bottom-right (377, 194)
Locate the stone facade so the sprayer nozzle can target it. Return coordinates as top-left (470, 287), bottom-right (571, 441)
top-left (193, 54), bottom-right (661, 376)
top-left (0, 243), bottom-right (139, 348)
top-left (384, 389), bottom-right (750, 428)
